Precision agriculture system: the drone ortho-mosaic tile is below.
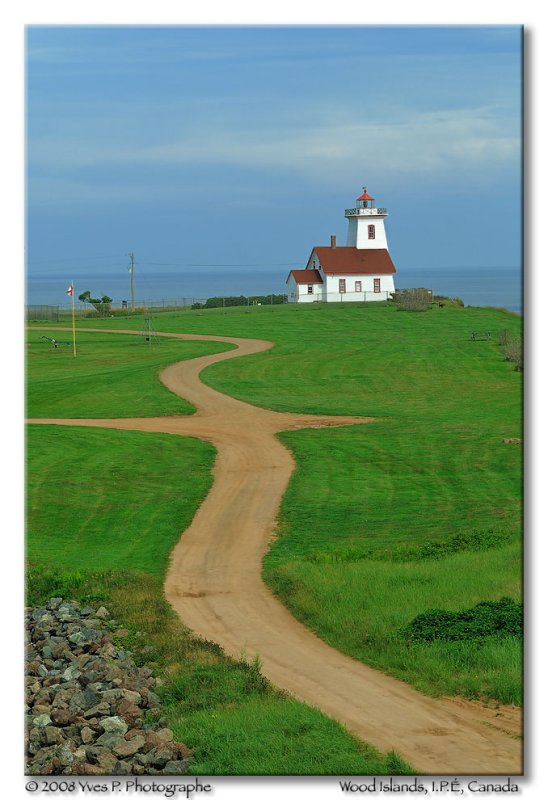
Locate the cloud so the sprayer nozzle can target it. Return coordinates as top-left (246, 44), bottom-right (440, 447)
top-left (28, 103), bottom-right (520, 195)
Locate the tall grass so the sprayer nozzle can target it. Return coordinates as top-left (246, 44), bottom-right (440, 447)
top-left (265, 543), bottom-right (522, 705)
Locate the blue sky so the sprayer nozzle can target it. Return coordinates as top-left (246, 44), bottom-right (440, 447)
top-left (26, 25), bottom-right (523, 278)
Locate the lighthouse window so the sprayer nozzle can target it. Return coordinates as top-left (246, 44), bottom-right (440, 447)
top-left (355, 281), bottom-right (362, 292)
top-left (368, 225), bottom-right (376, 239)
top-left (339, 279), bottom-right (346, 293)
top-left (307, 285), bottom-right (314, 294)
top-left (373, 278), bottom-right (381, 293)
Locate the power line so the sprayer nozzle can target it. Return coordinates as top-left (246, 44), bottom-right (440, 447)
top-left (27, 253), bottom-right (129, 266)
top-left (137, 261), bottom-right (297, 268)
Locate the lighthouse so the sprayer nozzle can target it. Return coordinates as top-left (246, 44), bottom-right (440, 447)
top-left (286, 185), bottom-right (397, 303)
top-left (345, 188), bottom-right (389, 249)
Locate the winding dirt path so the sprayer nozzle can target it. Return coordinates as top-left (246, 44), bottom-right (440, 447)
top-left (27, 327), bottom-right (522, 774)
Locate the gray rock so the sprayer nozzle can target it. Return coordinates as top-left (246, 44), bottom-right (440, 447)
top-left (33, 704), bottom-right (52, 716)
top-left (83, 702), bottom-right (111, 719)
top-left (163, 759), bottom-right (189, 775)
top-left (69, 687), bottom-right (101, 713)
top-left (120, 689), bottom-right (142, 705)
top-left (33, 714), bottom-right (52, 728)
top-left (97, 751), bottom-right (120, 773)
top-left (35, 613), bottom-right (56, 629)
top-left (26, 598), bottom-right (191, 777)
top-left (113, 736), bottom-right (145, 758)
top-left (62, 664), bottom-right (81, 682)
top-left (101, 688), bottom-right (124, 703)
top-left (99, 716), bottom-right (128, 735)
top-left (44, 726), bottom-right (65, 746)
top-left (149, 748), bottom-right (172, 769)
top-left (112, 759), bottom-right (133, 775)
top-left (50, 708), bottom-right (72, 726)
top-left (80, 726), bottom-right (95, 745)
top-left (94, 731), bottom-right (126, 750)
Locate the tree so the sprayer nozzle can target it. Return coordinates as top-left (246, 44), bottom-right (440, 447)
top-left (78, 291), bottom-right (113, 316)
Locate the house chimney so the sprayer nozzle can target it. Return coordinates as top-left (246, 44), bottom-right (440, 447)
top-left (330, 234), bottom-right (337, 249)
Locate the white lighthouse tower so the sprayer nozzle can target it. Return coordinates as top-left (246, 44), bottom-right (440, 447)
top-left (345, 188), bottom-right (389, 249)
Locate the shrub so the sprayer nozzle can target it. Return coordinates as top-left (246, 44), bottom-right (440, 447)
top-left (432, 295), bottom-right (464, 307)
top-left (502, 336), bottom-right (523, 371)
top-left (402, 597), bottom-right (522, 643)
top-left (78, 290), bottom-right (113, 316)
top-left (193, 294), bottom-right (287, 310)
top-left (498, 329), bottom-right (512, 347)
top-left (392, 288), bottom-right (432, 312)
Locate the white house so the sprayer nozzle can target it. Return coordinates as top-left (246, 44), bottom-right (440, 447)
top-left (286, 187), bottom-right (397, 303)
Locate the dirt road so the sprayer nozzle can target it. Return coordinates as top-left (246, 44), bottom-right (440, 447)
top-left (28, 327), bottom-right (522, 774)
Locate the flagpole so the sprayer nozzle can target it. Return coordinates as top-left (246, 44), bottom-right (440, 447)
top-left (71, 282), bottom-right (76, 357)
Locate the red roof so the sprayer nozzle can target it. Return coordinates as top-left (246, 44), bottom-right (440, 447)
top-left (357, 188), bottom-right (375, 201)
top-left (311, 247), bottom-right (396, 275)
top-left (287, 269), bottom-right (324, 285)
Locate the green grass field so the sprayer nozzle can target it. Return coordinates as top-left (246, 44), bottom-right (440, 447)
top-left (26, 425), bottom-right (215, 575)
top-left (26, 330), bottom-right (232, 417)
top-left (26, 326), bottom-right (412, 774)
top-left (27, 302), bottom-right (522, 710)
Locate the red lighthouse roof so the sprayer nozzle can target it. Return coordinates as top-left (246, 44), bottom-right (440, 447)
top-left (357, 187), bottom-right (375, 201)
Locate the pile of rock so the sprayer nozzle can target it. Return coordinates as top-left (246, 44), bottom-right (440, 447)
top-left (25, 598), bottom-right (191, 776)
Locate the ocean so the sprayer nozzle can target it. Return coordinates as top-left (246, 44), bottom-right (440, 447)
top-left (25, 267), bottom-right (523, 314)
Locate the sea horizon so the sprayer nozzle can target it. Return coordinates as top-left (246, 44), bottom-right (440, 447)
top-left (26, 266), bottom-right (523, 314)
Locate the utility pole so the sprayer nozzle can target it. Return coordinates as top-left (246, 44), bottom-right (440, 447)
top-left (129, 253), bottom-right (135, 310)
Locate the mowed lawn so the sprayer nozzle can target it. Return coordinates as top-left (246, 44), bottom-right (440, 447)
top-left (26, 330), bottom-right (232, 418)
top-left (26, 329), bottom-right (411, 774)
top-left (26, 425), bottom-right (215, 575)
top-left (28, 303), bottom-right (523, 703)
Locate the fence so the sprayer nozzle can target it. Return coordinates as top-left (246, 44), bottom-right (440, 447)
top-left (28, 296), bottom-right (288, 317)
top-left (26, 299), bottom-right (207, 319)
top-left (26, 305), bottom-right (61, 322)
top-left (321, 290), bottom-right (392, 303)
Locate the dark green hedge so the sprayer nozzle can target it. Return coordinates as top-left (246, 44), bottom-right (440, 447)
top-left (402, 597), bottom-right (522, 643)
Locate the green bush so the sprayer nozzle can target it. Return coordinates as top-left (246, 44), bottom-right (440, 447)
top-left (383, 528), bottom-right (514, 562)
top-left (392, 288), bottom-right (432, 312)
top-left (302, 528), bottom-right (515, 565)
top-left (193, 294), bottom-right (287, 310)
top-left (402, 597), bottom-right (522, 643)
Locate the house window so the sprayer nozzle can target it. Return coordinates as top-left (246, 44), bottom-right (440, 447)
top-left (339, 279), bottom-right (346, 294)
top-left (373, 278), bottom-right (381, 293)
top-left (307, 285), bottom-right (314, 294)
top-left (355, 281), bottom-right (362, 292)
top-left (368, 225), bottom-right (375, 239)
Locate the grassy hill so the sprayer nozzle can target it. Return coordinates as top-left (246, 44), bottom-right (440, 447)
top-left (48, 304), bottom-right (522, 703)
top-left (26, 322), bottom-right (413, 775)
top-left (27, 301), bottom-right (522, 711)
